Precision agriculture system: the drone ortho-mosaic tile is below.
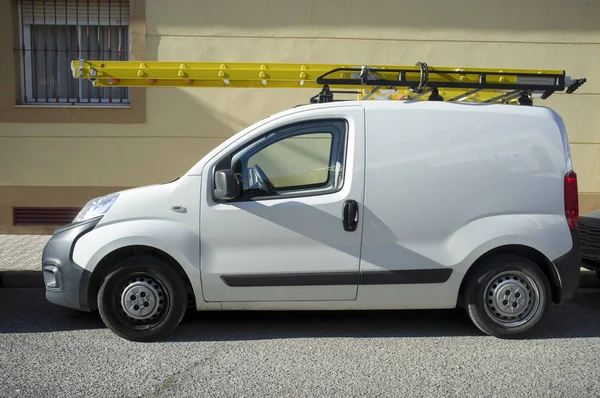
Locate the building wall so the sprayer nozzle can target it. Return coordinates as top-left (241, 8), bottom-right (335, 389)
top-left (0, 0), bottom-right (599, 233)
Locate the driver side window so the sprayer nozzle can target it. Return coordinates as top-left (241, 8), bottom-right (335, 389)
top-left (231, 120), bottom-right (347, 200)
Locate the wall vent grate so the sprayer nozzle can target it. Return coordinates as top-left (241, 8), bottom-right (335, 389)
top-left (13, 207), bottom-right (80, 226)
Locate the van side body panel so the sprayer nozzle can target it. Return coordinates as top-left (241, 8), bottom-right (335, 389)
top-left (356, 102), bottom-right (572, 309)
top-left (63, 101), bottom-right (574, 312)
top-left (221, 102), bottom-right (574, 311)
top-left (198, 106), bottom-right (366, 302)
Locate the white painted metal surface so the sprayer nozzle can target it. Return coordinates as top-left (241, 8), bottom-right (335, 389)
top-left (356, 102), bottom-right (573, 308)
top-left (71, 100), bottom-right (574, 311)
top-left (199, 106), bottom-right (366, 302)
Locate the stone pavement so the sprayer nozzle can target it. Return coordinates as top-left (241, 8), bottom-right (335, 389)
top-left (0, 234), bottom-right (50, 288)
top-left (0, 234), bottom-right (50, 271)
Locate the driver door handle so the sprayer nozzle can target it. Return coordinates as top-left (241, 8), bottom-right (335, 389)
top-left (342, 200), bottom-right (359, 232)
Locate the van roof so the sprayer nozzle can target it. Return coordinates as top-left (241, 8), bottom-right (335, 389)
top-left (288, 99), bottom-right (560, 119)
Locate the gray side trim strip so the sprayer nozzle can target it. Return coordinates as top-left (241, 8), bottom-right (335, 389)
top-left (221, 272), bottom-right (359, 287)
top-left (220, 269), bottom-right (452, 287)
top-left (360, 269), bottom-right (453, 285)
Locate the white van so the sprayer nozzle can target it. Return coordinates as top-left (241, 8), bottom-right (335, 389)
top-left (42, 100), bottom-right (581, 341)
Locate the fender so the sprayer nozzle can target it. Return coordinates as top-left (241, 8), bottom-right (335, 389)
top-left (72, 219), bottom-right (218, 310)
top-left (445, 213), bottom-right (572, 302)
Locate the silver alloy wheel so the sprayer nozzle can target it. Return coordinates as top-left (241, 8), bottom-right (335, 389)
top-left (483, 270), bottom-right (541, 327)
top-left (120, 277), bottom-right (164, 321)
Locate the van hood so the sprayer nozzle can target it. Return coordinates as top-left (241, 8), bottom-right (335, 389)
top-left (94, 175), bottom-right (200, 226)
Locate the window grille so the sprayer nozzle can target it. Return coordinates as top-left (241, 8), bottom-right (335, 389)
top-left (17, 0), bottom-right (130, 105)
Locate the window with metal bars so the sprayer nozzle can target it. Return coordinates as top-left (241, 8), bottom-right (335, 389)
top-left (17, 0), bottom-right (130, 105)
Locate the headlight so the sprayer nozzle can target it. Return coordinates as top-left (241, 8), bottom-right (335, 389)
top-left (74, 193), bottom-right (119, 223)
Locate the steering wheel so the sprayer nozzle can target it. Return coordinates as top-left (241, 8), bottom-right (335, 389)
top-left (250, 164), bottom-right (278, 196)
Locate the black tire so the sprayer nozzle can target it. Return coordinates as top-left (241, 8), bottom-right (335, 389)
top-left (596, 270), bottom-right (600, 282)
top-left (97, 256), bottom-right (188, 342)
top-left (463, 254), bottom-right (551, 338)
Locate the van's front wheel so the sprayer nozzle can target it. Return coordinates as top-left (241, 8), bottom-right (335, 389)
top-left (464, 255), bottom-right (550, 338)
top-left (97, 256), bottom-right (188, 342)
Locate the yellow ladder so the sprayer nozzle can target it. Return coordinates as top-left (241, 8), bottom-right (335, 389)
top-left (70, 60), bottom-right (586, 104)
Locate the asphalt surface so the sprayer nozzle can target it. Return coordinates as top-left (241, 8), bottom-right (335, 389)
top-left (1, 276), bottom-right (599, 398)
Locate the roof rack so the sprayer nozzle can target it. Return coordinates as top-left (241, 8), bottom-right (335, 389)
top-left (70, 60), bottom-right (586, 105)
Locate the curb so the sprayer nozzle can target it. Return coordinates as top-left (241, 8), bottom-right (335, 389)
top-left (0, 271), bottom-right (44, 289)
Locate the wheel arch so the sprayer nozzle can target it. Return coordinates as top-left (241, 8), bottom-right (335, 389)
top-left (87, 245), bottom-right (195, 311)
top-left (458, 244), bottom-right (562, 305)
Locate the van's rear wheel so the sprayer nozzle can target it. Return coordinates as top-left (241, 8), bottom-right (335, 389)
top-left (464, 255), bottom-right (550, 338)
top-left (97, 256), bottom-right (188, 342)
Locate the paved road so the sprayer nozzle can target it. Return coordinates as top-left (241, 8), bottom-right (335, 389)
top-left (1, 277), bottom-right (599, 398)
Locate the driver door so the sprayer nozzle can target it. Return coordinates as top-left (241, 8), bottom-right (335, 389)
top-left (199, 110), bottom-right (365, 302)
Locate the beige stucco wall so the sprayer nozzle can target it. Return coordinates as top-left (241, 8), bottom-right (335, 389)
top-left (1, 0), bottom-right (599, 232)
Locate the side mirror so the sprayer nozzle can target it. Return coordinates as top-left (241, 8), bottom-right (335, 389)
top-left (214, 169), bottom-right (240, 201)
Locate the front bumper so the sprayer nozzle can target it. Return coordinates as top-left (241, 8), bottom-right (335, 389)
top-left (552, 229), bottom-right (581, 303)
top-left (42, 216), bottom-right (102, 312)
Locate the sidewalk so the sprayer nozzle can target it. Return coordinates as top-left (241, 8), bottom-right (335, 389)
top-left (1, 233), bottom-right (598, 289)
top-left (0, 234), bottom-right (50, 288)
